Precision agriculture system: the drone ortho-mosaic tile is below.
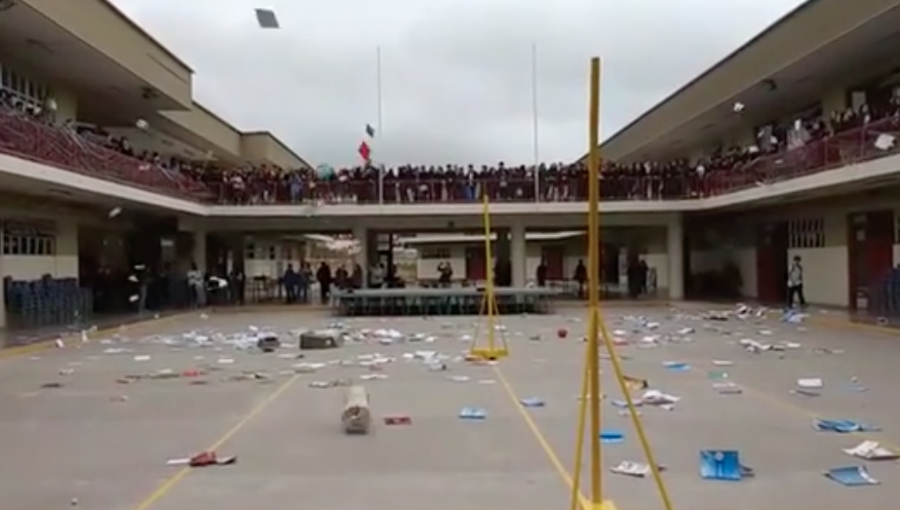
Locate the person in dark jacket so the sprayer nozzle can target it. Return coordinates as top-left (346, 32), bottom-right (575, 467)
top-left (316, 262), bottom-right (332, 304)
top-left (573, 259), bottom-right (587, 299)
top-left (536, 259), bottom-right (548, 287)
top-left (298, 262), bottom-right (312, 304)
top-left (229, 267), bottom-right (245, 305)
top-left (283, 264), bottom-right (299, 303)
top-left (351, 263), bottom-right (364, 289)
top-left (637, 258), bottom-right (649, 296)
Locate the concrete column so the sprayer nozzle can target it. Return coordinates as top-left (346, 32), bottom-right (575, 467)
top-left (511, 222), bottom-right (527, 287)
top-left (353, 226), bottom-right (369, 285)
top-left (193, 230), bottom-right (207, 272)
top-left (667, 215), bottom-right (684, 300)
top-left (0, 232), bottom-right (5, 330)
top-left (495, 228), bottom-right (511, 260)
top-left (366, 230), bottom-right (379, 268)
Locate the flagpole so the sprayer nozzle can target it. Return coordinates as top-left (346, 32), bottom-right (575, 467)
top-left (376, 45), bottom-right (385, 204)
top-left (531, 43), bottom-right (540, 201)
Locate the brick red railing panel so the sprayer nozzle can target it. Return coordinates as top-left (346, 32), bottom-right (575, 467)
top-left (0, 109), bottom-right (212, 201)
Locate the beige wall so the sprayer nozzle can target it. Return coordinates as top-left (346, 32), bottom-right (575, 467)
top-left (413, 229), bottom-right (676, 289)
top-left (686, 193), bottom-right (900, 307)
top-left (240, 132), bottom-right (306, 168)
top-left (49, 85), bottom-right (79, 123)
top-left (162, 105), bottom-right (241, 158)
top-left (0, 209), bottom-right (80, 329)
top-left (243, 237), bottom-right (305, 279)
top-left (0, 212), bottom-right (78, 281)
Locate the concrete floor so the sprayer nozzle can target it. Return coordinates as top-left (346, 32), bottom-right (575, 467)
top-left (0, 305), bottom-right (898, 510)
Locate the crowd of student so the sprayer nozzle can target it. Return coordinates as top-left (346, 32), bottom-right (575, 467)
top-left (1, 86), bottom-right (899, 206)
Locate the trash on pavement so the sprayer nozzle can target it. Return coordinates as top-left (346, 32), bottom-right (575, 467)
top-left (824, 465), bottom-right (879, 486)
top-left (611, 461), bottom-right (665, 478)
top-left (167, 451), bottom-right (237, 467)
top-left (844, 441), bottom-right (899, 460)
top-left (814, 419), bottom-right (880, 433)
top-left (700, 450), bottom-right (754, 481)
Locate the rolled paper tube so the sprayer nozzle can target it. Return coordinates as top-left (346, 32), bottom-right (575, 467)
top-left (342, 385), bottom-right (371, 434)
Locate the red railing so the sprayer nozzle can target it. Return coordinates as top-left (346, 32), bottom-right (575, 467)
top-left (205, 172), bottom-right (712, 204)
top-left (702, 116), bottom-right (900, 195)
top-left (0, 109), bottom-right (212, 201)
top-left (0, 108), bottom-right (899, 205)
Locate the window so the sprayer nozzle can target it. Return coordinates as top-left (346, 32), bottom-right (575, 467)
top-left (245, 243), bottom-right (256, 259)
top-left (787, 217), bottom-right (825, 249)
top-left (420, 247), bottom-right (451, 259)
top-left (2, 232), bottom-right (55, 255)
top-left (2, 219), bottom-right (56, 256)
top-left (0, 63), bottom-right (48, 109)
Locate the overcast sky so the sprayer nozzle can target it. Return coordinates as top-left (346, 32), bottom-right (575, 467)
top-left (111, 0), bottom-right (805, 167)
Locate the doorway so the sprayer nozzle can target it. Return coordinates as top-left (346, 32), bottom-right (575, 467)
top-left (541, 245), bottom-right (564, 280)
top-left (847, 210), bottom-right (894, 311)
top-left (756, 221), bottom-right (788, 304)
top-left (465, 246), bottom-right (486, 282)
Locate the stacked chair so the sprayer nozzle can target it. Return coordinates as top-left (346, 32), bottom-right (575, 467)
top-left (867, 266), bottom-right (900, 320)
top-left (3, 275), bottom-right (92, 329)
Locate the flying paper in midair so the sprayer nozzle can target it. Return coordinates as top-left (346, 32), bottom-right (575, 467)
top-left (255, 8), bottom-right (279, 29)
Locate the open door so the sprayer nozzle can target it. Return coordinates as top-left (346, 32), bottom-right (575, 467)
top-left (541, 245), bottom-right (564, 280)
top-left (756, 221), bottom-right (788, 304)
top-left (602, 242), bottom-right (619, 284)
top-left (465, 246), bottom-right (486, 282)
top-left (848, 210), bottom-right (894, 311)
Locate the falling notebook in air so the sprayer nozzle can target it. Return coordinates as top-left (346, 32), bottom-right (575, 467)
top-left (255, 8), bottom-right (280, 28)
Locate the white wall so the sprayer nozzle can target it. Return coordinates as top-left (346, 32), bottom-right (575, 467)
top-left (688, 197), bottom-right (900, 308)
top-left (417, 243), bottom-right (576, 282)
top-left (244, 237), bottom-right (305, 279)
top-left (1, 216), bottom-right (78, 281)
top-left (414, 235), bottom-right (673, 288)
top-left (0, 210), bottom-right (81, 329)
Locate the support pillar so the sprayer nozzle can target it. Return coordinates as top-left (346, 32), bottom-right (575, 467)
top-left (193, 230), bottom-right (207, 272)
top-left (511, 223), bottom-right (527, 287)
top-left (353, 226), bottom-right (369, 286)
top-left (667, 215), bottom-right (684, 300)
top-left (229, 235), bottom-right (246, 305)
top-left (0, 233), bottom-right (5, 330)
top-left (495, 228), bottom-right (510, 259)
top-left (366, 230), bottom-right (379, 269)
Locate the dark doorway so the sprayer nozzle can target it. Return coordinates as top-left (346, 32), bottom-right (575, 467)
top-left (756, 221), bottom-right (788, 304)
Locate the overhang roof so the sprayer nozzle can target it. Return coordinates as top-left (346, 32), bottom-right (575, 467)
top-left (1, 0), bottom-right (309, 170)
top-left (241, 131), bottom-right (312, 169)
top-left (592, 0), bottom-right (900, 163)
top-left (158, 104), bottom-right (311, 168)
top-left (158, 103), bottom-right (243, 161)
top-left (17, 0), bottom-right (193, 111)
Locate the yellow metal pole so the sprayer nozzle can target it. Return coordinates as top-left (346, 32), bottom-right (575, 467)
top-left (482, 193), bottom-right (496, 353)
top-left (586, 56), bottom-right (602, 506)
top-left (569, 341), bottom-right (591, 510)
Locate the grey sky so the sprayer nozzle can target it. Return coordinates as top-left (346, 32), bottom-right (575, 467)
top-left (112, 0), bottom-right (805, 168)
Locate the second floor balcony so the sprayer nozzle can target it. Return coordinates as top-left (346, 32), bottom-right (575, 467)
top-left (1, 98), bottom-right (899, 208)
